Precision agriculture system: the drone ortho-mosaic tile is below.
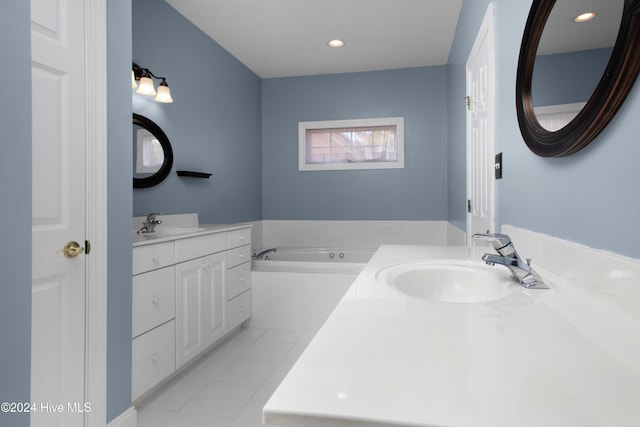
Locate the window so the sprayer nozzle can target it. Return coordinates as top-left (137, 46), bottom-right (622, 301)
top-left (135, 128), bottom-right (164, 174)
top-left (298, 117), bottom-right (404, 171)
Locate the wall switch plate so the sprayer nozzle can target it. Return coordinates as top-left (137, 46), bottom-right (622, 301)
top-left (495, 152), bottom-right (503, 179)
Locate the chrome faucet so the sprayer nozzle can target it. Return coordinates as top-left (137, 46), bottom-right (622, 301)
top-left (137, 213), bottom-right (162, 234)
top-left (472, 233), bottom-right (548, 289)
top-left (252, 248), bottom-right (277, 260)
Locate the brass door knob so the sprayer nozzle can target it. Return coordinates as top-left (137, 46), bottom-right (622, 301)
top-left (58, 241), bottom-right (85, 258)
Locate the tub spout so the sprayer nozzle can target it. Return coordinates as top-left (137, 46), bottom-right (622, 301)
top-left (253, 248), bottom-right (277, 260)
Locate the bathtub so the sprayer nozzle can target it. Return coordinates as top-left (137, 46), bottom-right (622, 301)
top-left (249, 247), bottom-right (376, 330)
top-left (252, 247), bottom-right (376, 274)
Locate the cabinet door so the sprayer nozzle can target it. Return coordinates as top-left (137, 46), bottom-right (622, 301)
top-left (175, 258), bottom-right (205, 368)
top-left (203, 253), bottom-right (228, 346)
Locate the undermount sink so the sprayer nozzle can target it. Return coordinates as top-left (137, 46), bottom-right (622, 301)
top-left (152, 227), bottom-right (206, 236)
top-left (376, 260), bottom-right (515, 303)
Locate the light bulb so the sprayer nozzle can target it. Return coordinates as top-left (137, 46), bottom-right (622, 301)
top-left (155, 81), bottom-right (173, 103)
top-left (574, 12), bottom-right (596, 23)
top-left (136, 76), bottom-right (156, 96)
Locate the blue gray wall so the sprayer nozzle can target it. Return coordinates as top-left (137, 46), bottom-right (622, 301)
top-left (107, 0), bottom-right (134, 422)
top-left (494, 0), bottom-right (640, 258)
top-left (132, 0), bottom-right (262, 224)
top-left (448, 0), bottom-right (640, 258)
top-left (262, 67), bottom-right (448, 220)
top-left (532, 48), bottom-right (612, 107)
top-left (0, 1), bottom-right (32, 426)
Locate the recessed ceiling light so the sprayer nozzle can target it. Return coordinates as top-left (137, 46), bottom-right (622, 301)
top-left (574, 12), bottom-right (597, 23)
top-left (327, 39), bottom-right (345, 48)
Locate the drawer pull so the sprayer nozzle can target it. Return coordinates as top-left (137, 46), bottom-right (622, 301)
top-left (239, 235), bottom-right (245, 242)
top-left (152, 297), bottom-right (160, 305)
top-left (151, 253), bottom-right (159, 262)
top-left (239, 253), bottom-right (245, 259)
top-left (151, 354), bottom-right (159, 364)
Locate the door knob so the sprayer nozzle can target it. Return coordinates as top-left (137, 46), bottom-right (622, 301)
top-left (58, 241), bottom-right (85, 258)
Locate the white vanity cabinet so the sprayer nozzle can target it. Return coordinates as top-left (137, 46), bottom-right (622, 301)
top-left (227, 228), bottom-right (252, 330)
top-left (175, 252), bottom-right (227, 368)
top-left (131, 244), bottom-right (177, 401)
top-left (131, 224), bottom-right (251, 402)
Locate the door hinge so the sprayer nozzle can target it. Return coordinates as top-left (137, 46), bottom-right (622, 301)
top-left (464, 95), bottom-right (471, 111)
top-left (85, 240), bottom-right (91, 255)
top-left (467, 199), bottom-right (472, 213)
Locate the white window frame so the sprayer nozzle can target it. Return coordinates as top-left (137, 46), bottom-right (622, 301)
top-left (298, 117), bottom-right (405, 171)
top-left (135, 128), bottom-right (164, 174)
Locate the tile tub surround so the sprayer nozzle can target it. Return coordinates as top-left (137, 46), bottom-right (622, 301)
top-left (263, 243), bottom-right (640, 427)
top-left (260, 220), bottom-right (462, 248)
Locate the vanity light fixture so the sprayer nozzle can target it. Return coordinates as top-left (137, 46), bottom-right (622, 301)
top-left (132, 63), bottom-right (174, 103)
top-left (327, 39), bottom-right (345, 48)
top-left (573, 12), bottom-right (597, 23)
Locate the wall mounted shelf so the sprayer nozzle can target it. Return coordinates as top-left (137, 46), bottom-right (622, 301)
top-left (176, 170), bottom-right (212, 179)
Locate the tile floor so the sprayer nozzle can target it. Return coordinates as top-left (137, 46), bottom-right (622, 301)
top-left (136, 326), bottom-right (317, 427)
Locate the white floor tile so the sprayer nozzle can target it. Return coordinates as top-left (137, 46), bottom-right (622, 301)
top-left (232, 326), bottom-right (268, 342)
top-left (142, 369), bottom-right (211, 412)
top-left (236, 384), bottom-right (278, 421)
top-left (241, 341), bottom-right (294, 362)
top-left (297, 329), bottom-right (319, 345)
top-left (135, 327), bottom-right (308, 426)
top-left (181, 381), bottom-right (259, 418)
top-left (229, 419), bottom-right (276, 427)
top-left (257, 328), bottom-right (304, 344)
top-left (136, 407), bottom-right (173, 427)
top-left (263, 359), bottom-right (296, 388)
top-left (282, 343), bottom-right (306, 364)
top-left (163, 411), bottom-right (232, 427)
top-left (215, 359), bottom-right (278, 385)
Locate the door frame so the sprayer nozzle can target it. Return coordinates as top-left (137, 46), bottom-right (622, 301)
top-left (81, 1), bottom-right (107, 425)
top-left (466, 2), bottom-right (495, 246)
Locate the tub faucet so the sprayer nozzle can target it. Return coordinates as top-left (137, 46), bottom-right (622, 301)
top-left (137, 213), bottom-right (162, 234)
top-left (253, 248), bottom-right (277, 260)
top-left (472, 233), bottom-right (548, 289)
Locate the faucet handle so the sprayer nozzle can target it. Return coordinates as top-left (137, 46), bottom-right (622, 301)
top-left (472, 233), bottom-right (512, 247)
top-left (146, 212), bottom-right (161, 222)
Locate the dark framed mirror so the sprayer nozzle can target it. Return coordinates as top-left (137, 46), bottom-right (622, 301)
top-left (133, 113), bottom-right (173, 188)
top-left (516, 0), bottom-right (640, 157)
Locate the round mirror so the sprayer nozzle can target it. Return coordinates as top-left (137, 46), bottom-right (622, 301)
top-left (133, 113), bottom-right (173, 188)
top-left (516, 0), bottom-right (640, 157)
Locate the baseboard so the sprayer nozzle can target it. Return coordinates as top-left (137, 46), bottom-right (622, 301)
top-left (107, 406), bottom-right (137, 427)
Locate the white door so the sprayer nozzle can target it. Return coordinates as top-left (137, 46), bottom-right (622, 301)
top-left (31, 0), bottom-right (103, 426)
top-left (466, 3), bottom-right (495, 245)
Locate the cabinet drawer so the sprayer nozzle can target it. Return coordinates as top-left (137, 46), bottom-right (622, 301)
top-left (175, 232), bottom-right (227, 263)
top-left (133, 241), bottom-right (175, 275)
top-left (132, 266), bottom-right (176, 338)
top-left (228, 290), bottom-right (251, 330)
top-left (228, 262), bottom-right (251, 300)
top-left (228, 228), bottom-right (251, 249)
top-left (132, 320), bottom-right (175, 401)
top-left (228, 245), bottom-right (251, 268)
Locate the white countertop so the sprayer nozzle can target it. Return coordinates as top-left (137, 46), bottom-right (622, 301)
top-left (263, 244), bottom-right (640, 427)
top-left (132, 223), bottom-right (251, 247)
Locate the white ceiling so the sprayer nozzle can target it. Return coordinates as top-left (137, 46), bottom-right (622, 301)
top-left (539, 0), bottom-right (622, 55)
top-left (165, 0), bottom-right (463, 79)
